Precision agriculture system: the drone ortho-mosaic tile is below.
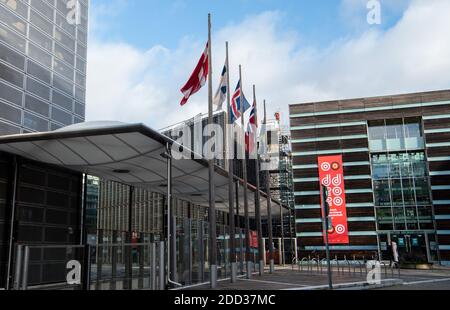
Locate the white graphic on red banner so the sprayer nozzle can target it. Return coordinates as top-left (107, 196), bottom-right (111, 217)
top-left (318, 155), bottom-right (350, 244)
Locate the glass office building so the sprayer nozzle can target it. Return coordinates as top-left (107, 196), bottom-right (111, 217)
top-left (0, 0), bottom-right (88, 134)
top-left (290, 90), bottom-right (450, 265)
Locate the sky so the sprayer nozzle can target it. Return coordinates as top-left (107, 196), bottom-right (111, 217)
top-left (85, 0), bottom-right (450, 130)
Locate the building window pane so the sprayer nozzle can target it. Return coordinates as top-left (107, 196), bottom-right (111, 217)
top-left (0, 61), bottom-right (23, 87)
top-left (0, 3), bottom-right (26, 34)
top-left (51, 106), bottom-right (72, 125)
top-left (415, 178), bottom-right (431, 205)
top-left (0, 0), bottom-right (28, 18)
top-left (27, 60), bottom-right (51, 84)
top-left (54, 42), bottom-right (74, 65)
top-left (374, 180), bottom-right (391, 207)
top-left (25, 94), bottom-right (49, 117)
top-left (0, 80), bottom-right (22, 105)
top-left (29, 26), bottom-right (52, 52)
top-left (0, 41), bottom-right (25, 69)
top-left (26, 77), bottom-right (50, 100)
top-left (29, 8), bottom-right (53, 34)
top-left (0, 22), bottom-right (26, 52)
top-left (0, 100), bottom-right (21, 123)
top-left (386, 119), bottom-right (404, 151)
top-left (52, 90), bottom-right (73, 111)
top-left (23, 112), bottom-right (49, 131)
top-left (28, 43), bottom-right (52, 68)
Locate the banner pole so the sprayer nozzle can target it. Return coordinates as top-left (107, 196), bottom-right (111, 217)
top-left (264, 100), bottom-right (275, 274)
top-left (253, 85), bottom-right (264, 275)
top-left (226, 42), bottom-right (237, 283)
top-left (240, 65), bottom-right (252, 279)
top-left (322, 185), bottom-right (333, 290)
top-left (207, 13), bottom-right (218, 289)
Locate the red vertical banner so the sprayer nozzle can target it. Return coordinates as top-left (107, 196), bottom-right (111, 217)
top-left (318, 155), bottom-right (350, 245)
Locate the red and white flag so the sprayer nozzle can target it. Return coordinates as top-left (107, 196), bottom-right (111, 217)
top-left (180, 43), bottom-right (209, 106)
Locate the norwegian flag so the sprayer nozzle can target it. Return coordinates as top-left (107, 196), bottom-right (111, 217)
top-left (180, 43), bottom-right (209, 106)
top-left (230, 80), bottom-right (251, 123)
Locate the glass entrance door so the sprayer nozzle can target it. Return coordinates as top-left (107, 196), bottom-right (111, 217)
top-left (392, 234), bottom-right (428, 263)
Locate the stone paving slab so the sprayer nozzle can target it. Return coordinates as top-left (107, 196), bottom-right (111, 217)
top-left (180, 266), bottom-right (450, 291)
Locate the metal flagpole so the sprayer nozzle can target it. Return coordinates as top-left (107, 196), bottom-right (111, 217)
top-left (252, 85), bottom-right (264, 275)
top-left (321, 185), bottom-right (333, 290)
top-left (240, 65), bottom-right (252, 279)
top-left (207, 13), bottom-right (218, 289)
top-left (264, 100), bottom-right (275, 273)
top-left (225, 42), bottom-right (237, 283)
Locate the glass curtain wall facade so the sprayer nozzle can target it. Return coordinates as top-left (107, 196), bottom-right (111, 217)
top-left (0, 0), bottom-right (88, 134)
top-left (369, 118), bottom-right (434, 232)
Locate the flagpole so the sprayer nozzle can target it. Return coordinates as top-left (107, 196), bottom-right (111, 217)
top-left (226, 42), bottom-right (237, 283)
top-left (253, 85), bottom-right (264, 276)
top-left (264, 100), bottom-right (275, 274)
top-left (240, 65), bottom-right (252, 279)
top-left (207, 13), bottom-right (218, 289)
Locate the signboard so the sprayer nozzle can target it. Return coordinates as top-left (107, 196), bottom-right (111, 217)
top-left (318, 155), bottom-right (350, 244)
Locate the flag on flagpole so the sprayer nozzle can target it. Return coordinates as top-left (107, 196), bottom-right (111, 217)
top-left (230, 80), bottom-right (251, 123)
top-left (245, 102), bottom-right (256, 154)
top-left (180, 43), bottom-right (209, 106)
top-left (213, 58), bottom-right (228, 111)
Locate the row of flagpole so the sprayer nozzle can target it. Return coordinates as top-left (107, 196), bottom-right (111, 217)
top-left (178, 14), bottom-right (274, 288)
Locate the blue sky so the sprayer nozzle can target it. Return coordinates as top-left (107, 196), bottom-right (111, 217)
top-left (86, 0), bottom-right (450, 130)
top-left (90, 0), bottom-right (407, 50)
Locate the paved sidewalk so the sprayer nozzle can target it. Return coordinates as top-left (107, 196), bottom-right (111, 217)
top-left (179, 266), bottom-right (450, 290)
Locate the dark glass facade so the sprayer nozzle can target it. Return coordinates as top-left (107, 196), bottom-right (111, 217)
top-left (0, 0), bottom-right (88, 134)
top-left (0, 151), bottom-right (83, 288)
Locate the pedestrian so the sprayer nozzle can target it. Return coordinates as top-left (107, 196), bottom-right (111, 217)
top-left (387, 242), bottom-right (393, 267)
top-left (392, 241), bottom-right (400, 268)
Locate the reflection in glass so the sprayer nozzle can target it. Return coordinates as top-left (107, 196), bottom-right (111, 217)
top-left (369, 117), bottom-right (432, 232)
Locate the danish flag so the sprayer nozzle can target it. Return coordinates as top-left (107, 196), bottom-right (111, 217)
top-left (180, 43), bottom-right (209, 106)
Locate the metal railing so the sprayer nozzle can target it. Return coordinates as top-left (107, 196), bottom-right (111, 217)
top-left (292, 256), bottom-right (402, 279)
top-left (13, 242), bottom-right (166, 291)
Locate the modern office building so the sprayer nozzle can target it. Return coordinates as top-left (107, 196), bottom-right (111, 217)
top-left (0, 0), bottom-right (88, 134)
top-left (290, 89), bottom-right (450, 265)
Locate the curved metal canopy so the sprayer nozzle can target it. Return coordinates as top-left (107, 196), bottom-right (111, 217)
top-left (0, 122), bottom-right (284, 216)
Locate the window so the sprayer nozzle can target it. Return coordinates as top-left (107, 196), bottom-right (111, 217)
top-left (28, 43), bottom-right (52, 68)
top-left (0, 4), bottom-right (26, 34)
top-left (30, 8), bottom-right (53, 34)
top-left (26, 77), bottom-right (50, 100)
top-left (29, 26), bottom-right (53, 52)
top-left (0, 41), bottom-right (25, 69)
top-left (54, 42), bottom-right (74, 65)
top-left (52, 90), bottom-right (73, 111)
top-left (27, 60), bottom-right (51, 84)
top-left (23, 112), bottom-right (49, 131)
top-left (51, 106), bottom-right (72, 125)
top-left (0, 100), bottom-right (21, 123)
top-left (0, 22), bottom-right (26, 52)
top-left (0, 0), bottom-right (28, 18)
top-left (30, 0), bottom-right (54, 21)
top-left (0, 61), bottom-right (23, 87)
top-left (25, 94), bottom-right (49, 117)
top-left (0, 80), bottom-right (22, 106)
top-left (370, 117), bottom-right (432, 232)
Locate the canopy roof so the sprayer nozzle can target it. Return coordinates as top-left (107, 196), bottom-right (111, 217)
top-left (0, 121), bottom-right (285, 216)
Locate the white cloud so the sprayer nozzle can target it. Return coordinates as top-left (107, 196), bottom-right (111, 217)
top-left (86, 0), bottom-right (450, 130)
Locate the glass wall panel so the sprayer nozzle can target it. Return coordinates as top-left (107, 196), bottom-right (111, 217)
top-left (0, 41), bottom-right (25, 69)
top-left (370, 117), bottom-right (432, 233)
top-left (386, 119), bottom-right (404, 151)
